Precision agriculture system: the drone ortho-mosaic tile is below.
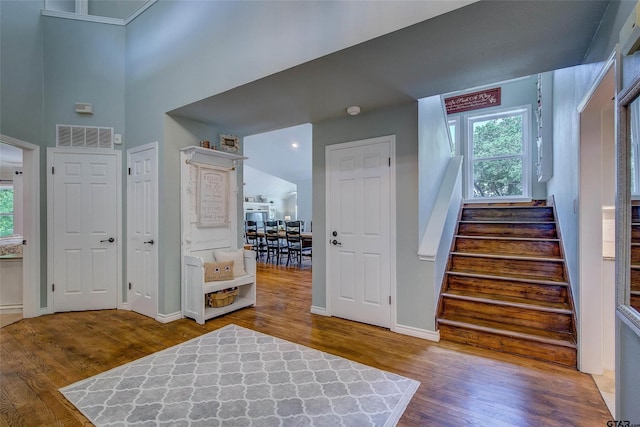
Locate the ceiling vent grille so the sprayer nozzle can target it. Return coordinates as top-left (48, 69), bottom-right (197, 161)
top-left (56, 125), bottom-right (113, 149)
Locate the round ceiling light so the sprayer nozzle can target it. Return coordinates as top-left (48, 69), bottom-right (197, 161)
top-left (346, 106), bottom-right (361, 116)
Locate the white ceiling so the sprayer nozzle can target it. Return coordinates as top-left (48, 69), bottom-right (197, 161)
top-left (244, 124), bottom-right (312, 184)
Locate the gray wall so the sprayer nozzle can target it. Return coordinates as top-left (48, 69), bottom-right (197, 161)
top-left (0, 0), bottom-right (45, 145)
top-left (313, 102), bottom-right (435, 331)
top-left (548, 62), bottom-right (605, 314)
top-left (446, 75), bottom-right (546, 200)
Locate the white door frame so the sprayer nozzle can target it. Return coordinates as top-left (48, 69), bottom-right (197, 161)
top-left (46, 147), bottom-right (123, 313)
top-left (126, 141), bottom-right (159, 319)
top-left (0, 134), bottom-right (40, 318)
top-left (324, 135), bottom-right (397, 329)
top-left (576, 50), bottom-right (617, 374)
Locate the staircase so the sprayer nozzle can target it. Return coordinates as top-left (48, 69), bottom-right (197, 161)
top-left (437, 201), bottom-right (577, 367)
top-left (631, 202), bottom-right (640, 311)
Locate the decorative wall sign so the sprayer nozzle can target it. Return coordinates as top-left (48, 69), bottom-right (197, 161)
top-left (197, 166), bottom-right (229, 227)
top-left (445, 87), bottom-right (501, 114)
top-left (219, 134), bottom-right (239, 153)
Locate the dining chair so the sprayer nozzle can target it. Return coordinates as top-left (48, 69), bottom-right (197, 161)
top-left (264, 221), bottom-right (282, 264)
top-left (244, 220), bottom-right (262, 258)
top-left (285, 221), bottom-right (311, 266)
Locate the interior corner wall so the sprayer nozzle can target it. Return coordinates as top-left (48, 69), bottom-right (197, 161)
top-left (313, 102), bottom-right (435, 331)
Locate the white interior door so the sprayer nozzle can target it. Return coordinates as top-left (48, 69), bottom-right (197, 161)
top-left (49, 149), bottom-right (120, 312)
top-left (127, 142), bottom-right (158, 319)
top-left (327, 136), bottom-right (393, 328)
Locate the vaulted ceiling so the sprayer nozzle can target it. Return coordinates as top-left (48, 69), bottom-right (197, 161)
top-left (170, 0), bottom-right (614, 136)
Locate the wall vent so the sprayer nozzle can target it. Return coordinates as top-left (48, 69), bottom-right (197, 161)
top-left (56, 125), bottom-right (113, 149)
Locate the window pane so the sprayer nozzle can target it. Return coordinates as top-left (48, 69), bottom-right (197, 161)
top-left (472, 115), bottom-right (524, 158)
top-left (448, 123), bottom-right (456, 156)
top-left (0, 188), bottom-right (13, 214)
top-left (473, 158), bottom-right (523, 198)
top-left (0, 189), bottom-right (14, 237)
top-left (0, 216), bottom-right (13, 237)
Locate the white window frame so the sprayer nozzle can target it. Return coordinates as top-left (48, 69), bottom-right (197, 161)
top-left (448, 116), bottom-right (460, 157)
top-left (464, 105), bottom-right (531, 201)
top-left (0, 184), bottom-right (14, 237)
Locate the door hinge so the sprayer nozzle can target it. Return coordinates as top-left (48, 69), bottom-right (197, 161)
top-left (128, 167), bottom-right (131, 175)
top-left (51, 166), bottom-right (55, 175)
top-left (22, 239), bottom-right (27, 245)
top-left (389, 295), bottom-right (391, 305)
top-left (52, 284), bottom-right (55, 292)
top-left (388, 157), bottom-right (391, 167)
top-left (128, 282), bottom-right (132, 290)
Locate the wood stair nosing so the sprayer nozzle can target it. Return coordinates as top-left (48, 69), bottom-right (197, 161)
top-left (437, 316), bottom-right (576, 349)
top-left (450, 251), bottom-right (564, 263)
top-left (459, 220), bottom-right (555, 225)
top-left (454, 234), bottom-right (560, 243)
top-left (445, 271), bottom-right (569, 287)
top-left (441, 290), bottom-right (572, 314)
top-left (441, 297), bottom-right (573, 333)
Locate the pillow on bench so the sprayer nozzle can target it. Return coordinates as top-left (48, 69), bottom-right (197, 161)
top-left (204, 260), bottom-right (234, 282)
top-left (213, 249), bottom-right (247, 278)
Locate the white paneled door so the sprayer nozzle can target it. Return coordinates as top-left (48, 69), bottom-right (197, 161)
top-left (49, 149), bottom-right (120, 312)
top-left (327, 136), bottom-right (394, 328)
top-left (127, 142), bottom-right (158, 320)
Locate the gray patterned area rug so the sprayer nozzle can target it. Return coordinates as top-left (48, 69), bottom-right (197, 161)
top-left (60, 324), bottom-right (419, 426)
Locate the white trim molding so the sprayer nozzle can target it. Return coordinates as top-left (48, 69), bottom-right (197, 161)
top-left (0, 134), bottom-right (41, 319)
top-left (310, 306), bottom-right (329, 316)
top-left (392, 324), bottom-right (441, 342)
top-left (156, 311), bottom-right (182, 324)
top-left (0, 305), bottom-right (23, 314)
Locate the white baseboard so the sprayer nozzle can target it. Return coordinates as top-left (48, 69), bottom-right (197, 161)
top-left (118, 302), bottom-right (129, 310)
top-left (393, 323), bottom-right (440, 342)
top-left (0, 305), bottom-right (23, 314)
top-left (310, 306), bottom-right (329, 316)
top-left (156, 311), bottom-right (182, 323)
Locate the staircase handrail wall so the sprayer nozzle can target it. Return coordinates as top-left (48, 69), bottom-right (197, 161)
top-left (418, 156), bottom-right (463, 306)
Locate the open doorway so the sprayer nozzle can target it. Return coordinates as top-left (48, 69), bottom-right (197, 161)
top-left (577, 54), bottom-right (616, 415)
top-left (0, 135), bottom-right (41, 326)
top-left (243, 124), bottom-right (312, 267)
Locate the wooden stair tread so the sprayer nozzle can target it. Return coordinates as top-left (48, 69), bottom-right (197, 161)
top-left (438, 316), bottom-right (576, 348)
top-left (451, 252), bottom-right (564, 263)
top-left (459, 220), bottom-right (554, 224)
top-left (442, 290), bottom-right (571, 313)
top-left (446, 271), bottom-right (568, 287)
top-left (455, 235), bottom-right (560, 242)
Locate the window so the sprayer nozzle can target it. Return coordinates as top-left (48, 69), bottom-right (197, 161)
top-left (448, 117), bottom-right (459, 157)
top-left (0, 186), bottom-right (14, 237)
top-left (466, 106), bottom-right (530, 199)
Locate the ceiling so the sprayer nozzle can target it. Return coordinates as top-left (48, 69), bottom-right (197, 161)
top-left (170, 0), bottom-right (612, 137)
top-left (244, 124), bottom-right (312, 184)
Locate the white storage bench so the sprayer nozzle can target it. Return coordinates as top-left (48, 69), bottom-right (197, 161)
top-left (182, 249), bottom-right (256, 324)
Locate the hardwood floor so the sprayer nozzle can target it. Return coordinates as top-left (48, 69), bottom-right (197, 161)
top-left (0, 262), bottom-right (611, 426)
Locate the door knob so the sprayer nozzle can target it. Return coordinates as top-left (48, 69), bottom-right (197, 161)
top-left (332, 231), bottom-right (338, 237)
top-left (144, 239), bottom-right (154, 245)
top-left (331, 239), bottom-right (342, 246)
top-left (100, 237), bottom-right (115, 243)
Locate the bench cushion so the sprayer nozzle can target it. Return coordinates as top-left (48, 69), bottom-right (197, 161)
top-left (213, 249), bottom-right (247, 277)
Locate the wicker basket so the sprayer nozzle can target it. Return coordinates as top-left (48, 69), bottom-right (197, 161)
top-left (206, 288), bottom-right (239, 308)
